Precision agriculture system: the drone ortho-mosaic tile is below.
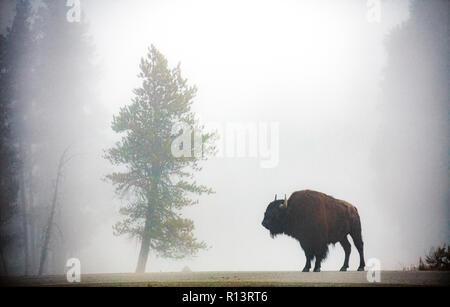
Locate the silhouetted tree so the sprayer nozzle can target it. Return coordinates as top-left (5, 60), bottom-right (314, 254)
top-left (38, 148), bottom-right (73, 276)
top-left (0, 0), bottom-right (34, 275)
top-left (424, 244), bottom-right (450, 271)
top-left (105, 46), bottom-right (216, 273)
top-left (0, 33), bottom-right (19, 276)
top-left (0, 0), bottom-right (102, 275)
top-left (25, 0), bottom-right (102, 275)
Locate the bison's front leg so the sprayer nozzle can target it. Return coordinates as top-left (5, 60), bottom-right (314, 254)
top-left (302, 252), bottom-right (312, 272)
top-left (313, 249), bottom-right (327, 272)
top-left (313, 253), bottom-right (324, 272)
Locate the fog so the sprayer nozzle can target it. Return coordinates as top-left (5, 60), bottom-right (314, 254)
top-left (1, 0), bottom-right (448, 275)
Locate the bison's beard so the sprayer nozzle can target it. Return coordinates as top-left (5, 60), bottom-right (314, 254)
top-left (269, 229), bottom-right (282, 238)
top-left (263, 221), bottom-right (283, 238)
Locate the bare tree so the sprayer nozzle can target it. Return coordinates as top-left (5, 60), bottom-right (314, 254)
top-left (38, 148), bottom-right (72, 276)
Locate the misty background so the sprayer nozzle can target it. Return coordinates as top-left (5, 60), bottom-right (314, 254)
top-left (0, 0), bottom-right (448, 275)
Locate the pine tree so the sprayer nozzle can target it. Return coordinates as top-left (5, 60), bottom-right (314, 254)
top-left (0, 32), bottom-right (19, 276)
top-left (0, 0), bottom-right (34, 275)
top-left (13, 0), bottom-right (101, 274)
top-left (425, 244), bottom-right (450, 271)
top-left (1, 0), bottom-right (102, 275)
top-left (105, 46), bottom-right (216, 273)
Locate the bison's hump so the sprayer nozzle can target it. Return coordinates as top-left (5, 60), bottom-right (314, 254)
top-left (289, 190), bottom-right (358, 212)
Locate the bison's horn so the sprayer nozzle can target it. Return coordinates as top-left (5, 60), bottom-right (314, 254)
top-left (274, 194), bottom-right (277, 201)
top-left (284, 194), bottom-right (287, 207)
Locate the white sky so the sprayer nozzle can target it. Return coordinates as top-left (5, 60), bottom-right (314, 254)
top-left (73, 0), bottom-right (417, 273)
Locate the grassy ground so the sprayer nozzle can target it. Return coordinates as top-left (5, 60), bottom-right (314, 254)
top-left (2, 271), bottom-right (449, 287)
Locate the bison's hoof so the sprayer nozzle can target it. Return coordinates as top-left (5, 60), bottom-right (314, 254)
top-left (302, 267), bottom-right (310, 272)
top-left (357, 267), bottom-right (365, 271)
top-left (313, 268), bottom-right (321, 272)
top-left (340, 266), bottom-right (348, 272)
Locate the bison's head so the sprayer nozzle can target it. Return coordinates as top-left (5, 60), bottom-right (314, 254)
top-left (262, 194), bottom-right (288, 238)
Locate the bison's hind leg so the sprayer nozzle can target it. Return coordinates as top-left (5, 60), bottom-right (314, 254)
top-left (350, 222), bottom-right (365, 271)
top-left (339, 236), bottom-right (351, 271)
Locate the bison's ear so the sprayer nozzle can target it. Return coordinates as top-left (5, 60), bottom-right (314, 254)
top-left (274, 194), bottom-right (277, 201)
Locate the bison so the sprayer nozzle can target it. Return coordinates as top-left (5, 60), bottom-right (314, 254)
top-left (261, 190), bottom-right (365, 272)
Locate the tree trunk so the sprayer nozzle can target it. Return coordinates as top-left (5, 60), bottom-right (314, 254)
top-left (38, 149), bottom-right (69, 276)
top-left (19, 164), bottom-right (29, 276)
top-left (27, 176), bottom-right (36, 274)
top-left (0, 246), bottom-right (8, 276)
top-left (135, 165), bottom-right (160, 273)
top-left (135, 215), bottom-right (151, 273)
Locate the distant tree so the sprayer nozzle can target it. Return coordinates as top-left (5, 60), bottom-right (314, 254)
top-left (418, 257), bottom-right (425, 271)
top-left (375, 0), bottom-right (449, 249)
top-left (21, 0), bottom-right (102, 275)
top-left (0, 0), bottom-right (33, 275)
top-left (0, 0), bottom-right (103, 276)
top-left (0, 0), bottom-right (103, 275)
top-left (423, 244), bottom-right (450, 271)
top-left (38, 148), bottom-right (72, 276)
top-left (105, 46), bottom-right (216, 273)
top-left (0, 33), bottom-right (19, 276)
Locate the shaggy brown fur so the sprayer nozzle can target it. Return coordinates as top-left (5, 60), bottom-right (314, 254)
top-left (262, 190), bottom-right (365, 272)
